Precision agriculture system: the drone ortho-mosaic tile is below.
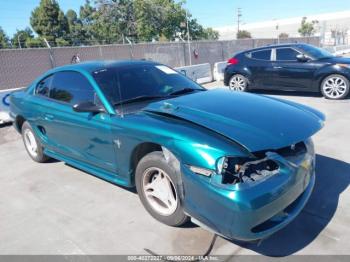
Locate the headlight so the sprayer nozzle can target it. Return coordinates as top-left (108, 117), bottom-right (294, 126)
top-left (188, 166), bottom-right (213, 177)
top-left (216, 156), bottom-right (229, 174)
top-left (305, 138), bottom-right (315, 156)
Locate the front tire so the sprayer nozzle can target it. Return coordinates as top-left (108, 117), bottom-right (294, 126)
top-left (22, 121), bottom-right (49, 163)
top-left (229, 74), bottom-right (248, 91)
top-left (321, 74), bottom-right (349, 100)
top-left (135, 151), bottom-right (189, 227)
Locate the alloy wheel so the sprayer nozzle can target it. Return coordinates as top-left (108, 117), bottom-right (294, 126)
top-left (322, 75), bottom-right (349, 99)
top-left (142, 167), bottom-right (178, 216)
top-left (229, 75), bottom-right (247, 91)
top-left (23, 129), bottom-right (38, 158)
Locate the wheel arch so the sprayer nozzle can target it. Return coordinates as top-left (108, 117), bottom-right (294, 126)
top-left (129, 142), bottom-right (162, 187)
top-left (14, 115), bottom-right (26, 133)
top-left (224, 65), bottom-right (252, 86)
top-left (129, 142), bottom-right (185, 199)
top-left (318, 73), bottom-right (350, 99)
top-left (318, 73), bottom-right (350, 89)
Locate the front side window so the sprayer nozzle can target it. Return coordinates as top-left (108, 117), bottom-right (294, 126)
top-left (50, 71), bottom-right (95, 105)
top-left (276, 48), bottom-right (300, 61)
top-left (35, 75), bottom-right (53, 97)
top-left (250, 49), bottom-right (272, 60)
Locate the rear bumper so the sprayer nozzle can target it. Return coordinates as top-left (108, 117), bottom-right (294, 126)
top-left (182, 152), bottom-right (315, 241)
top-left (223, 69), bottom-right (231, 86)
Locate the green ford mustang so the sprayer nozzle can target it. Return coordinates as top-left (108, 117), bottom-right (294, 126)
top-left (10, 60), bottom-right (325, 241)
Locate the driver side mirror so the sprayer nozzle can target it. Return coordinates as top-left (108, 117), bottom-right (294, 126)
top-left (73, 101), bottom-right (105, 114)
top-left (296, 54), bottom-right (310, 62)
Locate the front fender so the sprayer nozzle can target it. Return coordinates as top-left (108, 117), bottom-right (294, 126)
top-left (112, 113), bottom-right (251, 186)
top-left (314, 64), bottom-right (350, 89)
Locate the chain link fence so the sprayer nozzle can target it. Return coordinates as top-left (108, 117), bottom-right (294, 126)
top-left (0, 37), bottom-right (320, 91)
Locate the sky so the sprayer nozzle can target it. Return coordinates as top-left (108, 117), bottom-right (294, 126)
top-left (1, 0), bottom-right (350, 37)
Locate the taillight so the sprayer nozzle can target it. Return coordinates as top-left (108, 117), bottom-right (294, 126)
top-left (227, 57), bottom-right (239, 65)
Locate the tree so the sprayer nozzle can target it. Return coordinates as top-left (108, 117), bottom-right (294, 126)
top-left (237, 30), bottom-right (251, 39)
top-left (66, 9), bottom-right (85, 45)
top-left (134, 0), bottom-right (163, 42)
top-left (30, 0), bottom-right (68, 45)
top-left (0, 26), bottom-right (10, 48)
top-left (298, 17), bottom-right (318, 37)
top-left (202, 28), bottom-right (219, 40)
top-left (80, 0), bottom-right (97, 44)
top-left (25, 37), bottom-right (45, 48)
top-left (278, 32), bottom-right (289, 39)
top-left (11, 27), bottom-right (34, 48)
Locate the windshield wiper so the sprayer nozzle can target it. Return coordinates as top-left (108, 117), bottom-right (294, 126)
top-left (168, 88), bottom-right (205, 96)
top-left (114, 95), bottom-right (165, 106)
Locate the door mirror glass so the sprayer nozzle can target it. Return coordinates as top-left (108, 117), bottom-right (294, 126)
top-left (296, 54), bottom-right (309, 62)
top-left (73, 101), bottom-right (105, 113)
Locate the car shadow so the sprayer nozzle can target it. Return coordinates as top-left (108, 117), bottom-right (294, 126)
top-left (0, 122), bottom-right (13, 128)
top-left (230, 154), bottom-right (350, 256)
top-left (251, 89), bottom-right (350, 100)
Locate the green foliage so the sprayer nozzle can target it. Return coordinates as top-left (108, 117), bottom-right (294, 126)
top-left (79, 0), bottom-right (97, 44)
top-left (202, 28), bottom-right (219, 40)
top-left (133, 0), bottom-right (219, 42)
top-left (66, 9), bottom-right (86, 45)
top-left (3, 0), bottom-right (220, 49)
top-left (11, 28), bottom-right (34, 48)
top-left (55, 37), bottom-right (70, 46)
top-left (0, 26), bottom-right (10, 48)
top-left (298, 17), bottom-right (318, 37)
top-left (237, 30), bottom-right (252, 39)
top-left (92, 0), bottom-right (136, 44)
top-left (25, 37), bottom-right (45, 48)
top-left (30, 0), bottom-right (68, 45)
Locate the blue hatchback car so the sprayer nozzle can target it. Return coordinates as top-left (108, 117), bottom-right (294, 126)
top-left (10, 60), bottom-right (325, 241)
top-left (224, 43), bottom-right (350, 100)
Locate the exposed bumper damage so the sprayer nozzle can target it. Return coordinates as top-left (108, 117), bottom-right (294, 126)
top-left (182, 139), bottom-right (315, 241)
top-left (220, 141), bottom-right (308, 186)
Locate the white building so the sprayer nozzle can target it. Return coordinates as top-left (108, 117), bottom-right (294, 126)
top-left (216, 10), bottom-right (350, 45)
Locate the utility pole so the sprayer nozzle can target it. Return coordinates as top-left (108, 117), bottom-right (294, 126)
top-left (276, 22), bottom-right (280, 44)
top-left (237, 8), bottom-right (242, 35)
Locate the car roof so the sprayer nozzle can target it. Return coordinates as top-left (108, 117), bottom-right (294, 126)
top-left (49, 60), bottom-right (160, 74)
top-left (240, 43), bottom-right (310, 53)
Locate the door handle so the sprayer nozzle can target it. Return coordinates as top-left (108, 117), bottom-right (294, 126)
top-left (273, 66), bottom-right (283, 69)
top-left (44, 114), bottom-right (54, 121)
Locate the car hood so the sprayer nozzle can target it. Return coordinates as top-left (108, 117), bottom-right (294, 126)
top-left (144, 89), bottom-right (325, 152)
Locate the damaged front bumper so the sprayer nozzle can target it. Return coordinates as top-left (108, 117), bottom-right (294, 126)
top-left (182, 139), bottom-right (315, 241)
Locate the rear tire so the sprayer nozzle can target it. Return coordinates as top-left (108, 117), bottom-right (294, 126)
top-left (321, 74), bottom-right (349, 100)
top-left (135, 151), bottom-right (189, 227)
top-left (229, 74), bottom-right (248, 91)
top-left (22, 121), bottom-right (50, 163)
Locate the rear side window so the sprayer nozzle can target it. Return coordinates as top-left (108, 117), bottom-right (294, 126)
top-left (250, 49), bottom-right (271, 60)
top-left (50, 71), bottom-right (95, 105)
top-left (276, 48), bottom-right (299, 61)
top-left (36, 75), bottom-right (53, 97)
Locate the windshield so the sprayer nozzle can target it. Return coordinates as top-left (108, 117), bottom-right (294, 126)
top-left (298, 44), bottom-right (334, 59)
top-left (92, 64), bottom-right (204, 106)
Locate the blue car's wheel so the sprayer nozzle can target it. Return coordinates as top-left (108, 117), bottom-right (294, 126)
top-left (135, 151), bottom-right (189, 226)
top-left (21, 121), bottom-right (49, 163)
